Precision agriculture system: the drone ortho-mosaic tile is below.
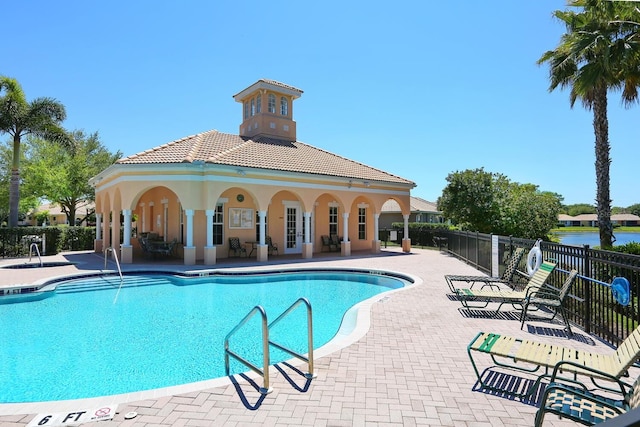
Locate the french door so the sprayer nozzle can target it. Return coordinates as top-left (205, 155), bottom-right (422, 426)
top-left (284, 203), bottom-right (303, 254)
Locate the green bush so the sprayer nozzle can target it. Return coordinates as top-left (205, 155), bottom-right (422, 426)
top-left (609, 242), bottom-right (640, 256)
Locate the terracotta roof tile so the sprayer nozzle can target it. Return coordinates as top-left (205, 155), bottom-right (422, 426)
top-left (117, 130), bottom-right (414, 185)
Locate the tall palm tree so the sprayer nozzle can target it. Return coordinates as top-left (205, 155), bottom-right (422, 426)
top-left (539, 0), bottom-right (640, 248)
top-left (0, 76), bottom-right (68, 227)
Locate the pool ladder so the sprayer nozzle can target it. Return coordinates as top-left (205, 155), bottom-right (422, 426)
top-left (224, 297), bottom-right (315, 394)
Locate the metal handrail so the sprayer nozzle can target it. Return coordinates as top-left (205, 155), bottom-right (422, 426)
top-left (28, 243), bottom-right (42, 267)
top-left (268, 297), bottom-right (315, 379)
top-left (224, 305), bottom-right (272, 394)
top-left (103, 247), bottom-right (123, 281)
top-left (104, 247), bottom-right (124, 303)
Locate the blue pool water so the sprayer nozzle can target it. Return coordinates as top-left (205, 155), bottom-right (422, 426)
top-left (0, 270), bottom-right (408, 403)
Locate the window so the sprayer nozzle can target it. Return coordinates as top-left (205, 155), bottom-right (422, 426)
top-left (280, 97), bottom-right (288, 116)
top-left (268, 94), bottom-right (276, 113)
top-left (256, 94), bottom-right (261, 113)
top-left (329, 206), bottom-right (338, 236)
top-left (213, 203), bottom-right (224, 245)
top-left (243, 101), bottom-right (249, 119)
top-left (358, 208), bottom-right (366, 240)
top-left (250, 98), bottom-right (255, 116)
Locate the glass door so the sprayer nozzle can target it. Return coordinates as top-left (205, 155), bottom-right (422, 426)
top-left (284, 205), bottom-right (302, 254)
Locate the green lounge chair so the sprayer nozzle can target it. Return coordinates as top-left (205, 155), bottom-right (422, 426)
top-left (520, 269), bottom-right (579, 336)
top-left (535, 362), bottom-right (640, 426)
top-left (467, 324), bottom-right (640, 398)
top-left (455, 261), bottom-right (557, 315)
top-left (445, 247), bottom-right (526, 292)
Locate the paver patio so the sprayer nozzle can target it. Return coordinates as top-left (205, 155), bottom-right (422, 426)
top-left (0, 247), bottom-right (627, 426)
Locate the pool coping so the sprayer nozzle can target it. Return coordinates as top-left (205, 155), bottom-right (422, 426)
top-left (0, 266), bottom-right (421, 416)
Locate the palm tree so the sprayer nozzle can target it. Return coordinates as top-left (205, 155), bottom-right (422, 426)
top-left (539, 0), bottom-right (640, 248)
top-left (0, 76), bottom-right (69, 227)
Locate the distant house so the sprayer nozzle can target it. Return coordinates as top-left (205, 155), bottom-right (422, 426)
top-left (23, 201), bottom-right (95, 226)
top-left (558, 213), bottom-right (640, 227)
top-left (379, 196), bottom-right (443, 229)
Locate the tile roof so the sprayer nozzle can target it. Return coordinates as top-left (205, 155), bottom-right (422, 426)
top-left (381, 196), bottom-right (439, 213)
top-left (117, 130), bottom-right (414, 185)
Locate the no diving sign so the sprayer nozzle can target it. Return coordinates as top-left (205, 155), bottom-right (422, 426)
top-left (27, 405), bottom-right (117, 427)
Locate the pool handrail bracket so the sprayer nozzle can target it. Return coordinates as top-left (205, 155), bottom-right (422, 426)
top-left (268, 297), bottom-right (316, 379)
top-left (224, 305), bottom-right (272, 394)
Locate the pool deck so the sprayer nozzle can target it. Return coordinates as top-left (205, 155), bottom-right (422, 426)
top-left (0, 248), bottom-right (629, 426)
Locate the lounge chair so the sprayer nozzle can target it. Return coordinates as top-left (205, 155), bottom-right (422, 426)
top-left (467, 324), bottom-right (640, 398)
top-left (265, 236), bottom-right (278, 255)
top-left (445, 247), bottom-right (526, 292)
top-left (535, 363), bottom-right (640, 426)
top-left (520, 269), bottom-right (578, 336)
top-left (455, 261), bottom-right (557, 315)
top-left (228, 237), bottom-right (247, 257)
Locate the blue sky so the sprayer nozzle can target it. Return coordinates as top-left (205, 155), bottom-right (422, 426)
top-left (3, 1), bottom-right (638, 207)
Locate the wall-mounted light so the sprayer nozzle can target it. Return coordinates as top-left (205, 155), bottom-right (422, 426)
top-left (237, 169), bottom-right (246, 176)
top-left (347, 180), bottom-right (353, 188)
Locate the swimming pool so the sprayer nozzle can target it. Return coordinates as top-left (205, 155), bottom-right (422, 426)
top-left (0, 268), bottom-right (411, 404)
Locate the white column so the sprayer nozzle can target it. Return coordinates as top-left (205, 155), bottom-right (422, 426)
top-left (304, 212), bottom-right (311, 243)
top-left (258, 210), bottom-right (266, 245)
top-left (205, 209), bottom-right (214, 247)
top-left (185, 209), bottom-right (194, 247)
top-left (374, 213), bottom-right (380, 241)
top-left (123, 209), bottom-right (132, 246)
top-left (96, 213), bottom-right (102, 240)
top-left (342, 212), bottom-right (349, 242)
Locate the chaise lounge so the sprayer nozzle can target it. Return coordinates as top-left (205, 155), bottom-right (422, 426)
top-left (467, 324), bottom-right (640, 398)
top-left (445, 247), bottom-right (526, 292)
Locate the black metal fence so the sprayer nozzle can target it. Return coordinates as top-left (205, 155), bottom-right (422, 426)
top-left (442, 230), bottom-right (640, 347)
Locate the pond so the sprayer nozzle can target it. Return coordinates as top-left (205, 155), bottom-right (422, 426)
top-left (554, 231), bottom-right (640, 247)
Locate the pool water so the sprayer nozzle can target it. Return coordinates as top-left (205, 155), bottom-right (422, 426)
top-left (0, 270), bottom-right (407, 403)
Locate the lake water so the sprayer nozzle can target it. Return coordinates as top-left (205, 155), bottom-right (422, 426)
top-left (555, 232), bottom-right (640, 247)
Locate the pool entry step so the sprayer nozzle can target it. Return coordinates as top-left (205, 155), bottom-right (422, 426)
top-left (224, 297), bottom-right (315, 394)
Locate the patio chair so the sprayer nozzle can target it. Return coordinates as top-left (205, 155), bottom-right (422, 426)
top-left (266, 236), bottom-right (278, 256)
top-left (455, 261), bottom-right (557, 315)
top-left (330, 234), bottom-right (342, 250)
top-left (228, 237), bottom-right (247, 257)
top-left (467, 324), bottom-right (640, 398)
top-left (321, 235), bottom-right (336, 252)
top-left (445, 247), bottom-right (526, 292)
top-left (535, 362), bottom-right (640, 426)
top-left (520, 269), bottom-right (579, 336)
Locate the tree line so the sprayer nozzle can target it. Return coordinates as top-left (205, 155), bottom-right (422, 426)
top-left (0, 77), bottom-right (121, 226)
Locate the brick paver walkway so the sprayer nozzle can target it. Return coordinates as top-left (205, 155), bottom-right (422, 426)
top-left (0, 248), bottom-right (623, 426)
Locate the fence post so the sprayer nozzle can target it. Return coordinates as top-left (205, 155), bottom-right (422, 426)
top-left (583, 244), bottom-right (591, 334)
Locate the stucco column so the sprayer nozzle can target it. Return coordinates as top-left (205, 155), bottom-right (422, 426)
top-left (302, 211), bottom-right (313, 259)
top-left (94, 213), bottom-right (103, 253)
top-left (121, 209), bottom-right (133, 263)
top-left (204, 209), bottom-right (216, 265)
top-left (183, 209), bottom-right (196, 265)
top-left (103, 211), bottom-right (111, 250)
top-left (402, 214), bottom-right (412, 253)
top-left (257, 210), bottom-right (268, 262)
top-left (341, 212), bottom-right (351, 256)
top-left (372, 213), bottom-right (381, 254)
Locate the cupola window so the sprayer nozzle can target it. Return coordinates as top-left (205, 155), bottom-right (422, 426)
top-left (280, 97), bottom-right (288, 116)
top-left (268, 94), bottom-right (276, 113)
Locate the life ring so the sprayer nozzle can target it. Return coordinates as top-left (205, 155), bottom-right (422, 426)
top-left (526, 243), bottom-right (543, 276)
